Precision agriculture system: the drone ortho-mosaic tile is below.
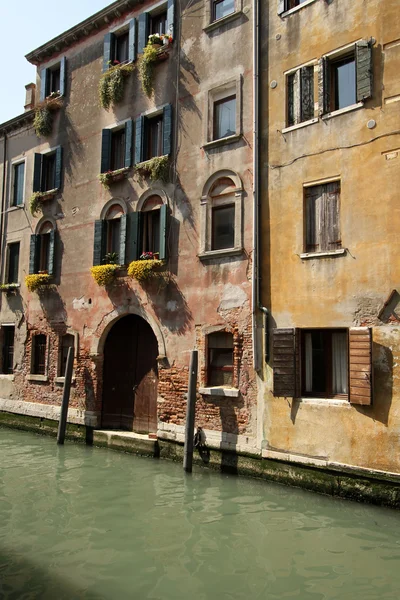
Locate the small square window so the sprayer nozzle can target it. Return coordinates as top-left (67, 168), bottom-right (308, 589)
top-left (145, 115), bottom-right (164, 160)
top-left (302, 329), bottom-right (348, 397)
top-left (32, 334), bottom-right (47, 376)
top-left (41, 153), bottom-right (56, 192)
top-left (330, 53), bottom-right (356, 111)
top-left (305, 181), bottom-right (341, 253)
top-left (110, 129), bottom-right (126, 171)
top-left (12, 162), bottom-right (25, 207)
top-left (212, 205), bottom-right (235, 250)
top-left (6, 243), bottom-right (19, 284)
top-left (150, 11), bottom-right (167, 35)
top-left (208, 332), bottom-right (234, 387)
top-left (1, 326), bottom-right (15, 375)
top-left (213, 96), bottom-right (236, 140)
top-left (213, 0), bottom-right (235, 21)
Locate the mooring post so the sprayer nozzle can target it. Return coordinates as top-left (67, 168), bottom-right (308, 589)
top-left (183, 350), bottom-right (198, 473)
top-left (57, 346), bottom-right (74, 445)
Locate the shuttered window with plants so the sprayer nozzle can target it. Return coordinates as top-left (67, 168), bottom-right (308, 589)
top-left (134, 105), bottom-right (172, 182)
top-left (34, 58), bottom-right (66, 138)
top-left (99, 21), bottom-right (136, 109)
top-left (99, 121), bottom-right (133, 187)
top-left (30, 148), bottom-right (63, 216)
top-left (26, 222), bottom-right (56, 292)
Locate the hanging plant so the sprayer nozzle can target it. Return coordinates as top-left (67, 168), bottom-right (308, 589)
top-left (99, 63), bottom-right (134, 110)
top-left (90, 264), bottom-right (119, 287)
top-left (128, 259), bottom-right (164, 282)
top-left (138, 44), bottom-right (159, 97)
top-left (135, 155), bottom-right (169, 183)
top-left (25, 274), bottom-right (52, 292)
top-left (29, 192), bottom-right (43, 217)
top-left (98, 167), bottom-right (130, 188)
top-left (33, 96), bottom-right (63, 137)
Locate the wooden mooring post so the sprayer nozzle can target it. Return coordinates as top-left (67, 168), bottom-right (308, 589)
top-left (57, 346), bottom-right (74, 445)
top-left (183, 350), bottom-right (198, 473)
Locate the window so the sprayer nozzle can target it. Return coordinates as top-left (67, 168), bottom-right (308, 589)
top-left (213, 0), bottom-right (235, 21)
top-left (6, 243), bottom-right (20, 284)
top-left (29, 222), bottom-right (56, 276)
top-left (304, 181), bottom-right (341, 253)
top-left (12, 162), bottom-right (25, 207)
top-left (40, 57), bottom-right (66, 100)
top-left (47, 64), bottom-right (61, 96)
top-left (208, 332), bottom-right (234, 387)
top-left (32, 334), bottom-right (47, 376)
top-left (213, 96), bottom-right (236, 140)
top-left (285, 0), bottom-right (308, 9)
top-left (287, 66), bottom-right (314, 126)
top-left (212, 205), bottom-right (235, 250)
top-left (59, 334), bottom-right (75, 377)
top-left (110, 129), bottom-right (126, 171)
top-left (150, 11), bottom-right (167, 35)
top-left (101, 121), bottom-right (133, 174)
top-left (33, 147), bottom-right (63, 194)
top-left (1, 326), bottom-right (15, 375)
top-left (134, 106), bottom-right (172, 164)
top-left (302, 329), bottom-right (348, 398)
top-left (103, 20), bottom-right (136, 71)
top-left (141, 196), bottom-right (162, 256)
top-left (146, 115), bottom-right (164, 160)
top-left (114, 31), bottom-right (129, 64)
top-left (138, 4), bottom-right (174, 54)
top-left (105, 205), bottom-right (124, 258)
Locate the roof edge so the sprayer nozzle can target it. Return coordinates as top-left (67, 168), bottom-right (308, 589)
top-left (0, 110), bottom-right (35, 135)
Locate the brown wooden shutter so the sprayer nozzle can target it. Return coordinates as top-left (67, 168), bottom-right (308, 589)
top-left (356, 40), bottom-right (373, 102)
top-left (273, 328), bottom-right (296, 397)
top-left (326, 181), bottom-right (340, 250)
top-left (318, 57), bottom-right (330, 116)
top-left (349, 327), bottom-right (373, 405)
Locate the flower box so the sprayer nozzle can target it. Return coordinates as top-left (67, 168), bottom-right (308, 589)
top-left (0, 283), bottom-right (20, 294)
top-left (99, 167), bottom-right (130, 188)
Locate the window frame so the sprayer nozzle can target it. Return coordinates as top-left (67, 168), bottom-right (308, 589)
top-left (212, 0), bottom-right (236, 22)
top-left (31, 334), bottom-right (47, 376)
top-left (33, 146), bottom-right (63, 194)
top-left (5, 242), bottom-right (20, 284)
top-left (1, 325), bottom-right (15, 375)
top-left (10, 159), bottom-right (26, 208)
top-left (204, 77), bottom-right (242, 149)
top-left (207, 331), bottom-right (234, 387)
top-left (285, 61), bottom-right (317, 129)
top-left (144, 113), bottom-right (164, 161)
top-left (56, 331), bottom-right (78, 382)
top-left (279, 0), bottom-right (319, 18)
top-left (40, 57), bottom-right (66, 101)
top-left (303, 179), bottom-right (341, 255)
top-left (149, 10), bottom-right (168, 35)
top-left (110, 127), bottom-right (126, 172)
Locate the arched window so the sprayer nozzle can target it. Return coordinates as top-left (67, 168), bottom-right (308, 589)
top-left (29, 220), bottom-right (56, 276)
top-left (93, 200), bottom-right (127, 266)
top-left (141, 195), bottom-right (163, 257)
top-left (105, 204), bottom-right (124, 258)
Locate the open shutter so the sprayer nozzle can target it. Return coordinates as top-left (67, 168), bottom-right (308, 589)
top-left (158, 204), bottom-right (169, 261)
top-left (300, 66), bottom-right (314, 122)
top-left (167, 0), bottom-right (175, 37)
top-left (318, 57), bottom-right (330, 116)
top-left (93, 220), bottom-right (106, 266)
top-left (273, 328), bottom-right (296, 397)
top-left (349, 327), bottom-right (373, 406)
top-left (326, 181), bottom-right (340, 251)
top-left (356, 40), bottom-right (373, 102)
top-left (54, 146), bottom-right (63, 190)
top-left (138, 12), bottom-right (149, 53)
top-left (40, 68), bottom-right (48, 102)
top-left (125, 119), bottom-right (133, 168)
top-left (134, 116), bottom-right (144, 164)
top-left (103, 32), bottom-right (114, 72)
top-left (163, 104), bottom-right (172, 156)
top-left (101, 129), bottom-right (112, 173)
top-left (33, 154), bottom-right (42, 193)
top-left (119, 214), bottom-right (127, 265)
top-left (29, 235), bottom-right (40, 275)
top-left (59, 57), bottom-right (67, 96)
top-left (127, 212), bottom-right (142, 262)
top-left (47, 230), bottom-right (56, 276)
top-left (277, 0), bottom-right (285, 15)
top-left (128, 18), bottom-right (137, 63)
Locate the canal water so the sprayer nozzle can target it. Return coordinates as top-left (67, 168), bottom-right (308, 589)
top-left (1, 428), bottom-right (400, 600)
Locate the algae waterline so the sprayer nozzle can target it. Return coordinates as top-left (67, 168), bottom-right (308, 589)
top-left (1, 427), bottom-right (400, 599)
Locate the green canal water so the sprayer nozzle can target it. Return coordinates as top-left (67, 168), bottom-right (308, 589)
top-left (1, 428), bottom-right (400, 600)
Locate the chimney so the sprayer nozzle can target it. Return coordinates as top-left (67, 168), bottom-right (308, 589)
top-left (24, 83), bottom-right (36, 111)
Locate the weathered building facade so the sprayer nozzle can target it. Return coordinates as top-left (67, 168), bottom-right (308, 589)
top-left (260, 0), bottom-right (400, 474)
top-left (0, 0), bottom-right (258, 451)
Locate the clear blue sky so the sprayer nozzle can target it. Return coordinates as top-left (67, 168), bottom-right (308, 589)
top-left (1, 0), bottom-right (110, 124)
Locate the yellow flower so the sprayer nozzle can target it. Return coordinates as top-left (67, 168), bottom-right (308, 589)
top-left (90, 264), bottom-right (119, 286)
top-left (25, 274), bottom-right (51, 292)
top-left (127, 259), bottom-right (163, 282)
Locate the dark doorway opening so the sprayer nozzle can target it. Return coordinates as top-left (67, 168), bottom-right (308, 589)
top-left (102, 315), bottom-right (158, 433)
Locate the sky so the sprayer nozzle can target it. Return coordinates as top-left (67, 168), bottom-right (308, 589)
top-left (1, 0), bottom-right (111, 124)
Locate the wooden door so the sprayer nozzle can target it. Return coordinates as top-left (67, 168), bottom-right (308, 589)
top-left (102, 315), bottom-right (158, 432)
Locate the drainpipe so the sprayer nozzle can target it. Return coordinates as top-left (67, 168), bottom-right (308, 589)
top-left (0, 132), bottom-right (7, 289)
top-left (252, 0), bottom-right (260, 370)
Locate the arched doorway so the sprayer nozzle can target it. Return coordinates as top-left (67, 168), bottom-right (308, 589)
top-left (102, 315), bottom-right (158, 433)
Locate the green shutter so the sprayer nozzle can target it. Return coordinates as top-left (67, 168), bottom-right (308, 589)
top-left (356, 40), bottom-right (373, 102)
top-left (14, 163), bottom-right (25, 206)
top-left (101, 129), bottom-right (112, 173)
top-left (128, 18), bottom-right (137, 62)
top-left (134, 116), bottom-right (144, 164)
top-left (59, 57), bottom-right (66, 96)
top-left (167, 0), bottom-right (175, 37)
top-left (138, 13), bottom-right (149, 53)
top-left (40, 68), bottom-right (48, 101)
top-left (103, 32), bottom-right (114, 72)
top-left (163, 105), bottom-right (172, 156)
top-left (159, 204), bottom-right (169, 261)
top-left (48, 230), bottom-right (56, 276)
top-left (125, 119), bottom-right (133, 168)
top-left (126, 212), bottom-right (142, 262)
top-left (55, 146), bottom-right (63, 190)
top-left (29, 235), bottom-right (40, 275)
top-left (93, 220), bottom-right (106, 266)
top-left (119, 214), bottom-right (127, 265)
top-left (33, 154), bottom-right (42, 192)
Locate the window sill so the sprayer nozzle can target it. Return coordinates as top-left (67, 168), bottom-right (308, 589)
top-left (55, 376), bottom-right (76, 385)
top-left (0, 283), bottom-right (21, 292)
top-left (199, 247), bottom-right (243, 260)
top-left (322, 102), bottom-right (363, 120)
top-left (282, 118), bottom-right (319, 134)
top-left (300, 249), bottom-right (346, 259)
top-left (27, 374), bottom-right (49, 383)
top-left (199, 387), bottom-right (240, 398)
top-left (281, 0), bottom-right (319, 18)
top-left (203, 10), bottom-right (244, 33)
top-left (7, 205), bottom-right (25, 212)
top-left (202, 134), bottom-right (241, 151)
top-left (38, 188), bottom-right (59, 202)
top-left (0, 374), bottom-right (15, 381)
top-left (298, 397), bottom-right (350, 407)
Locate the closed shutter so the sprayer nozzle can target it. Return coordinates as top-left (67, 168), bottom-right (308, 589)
top-left (277, 0), bottom-right (285, 15)
top-left (128, 18), bottom-right (137, 63)
top-left (47, 230), bottom-right (56, 276)
top-left (318, 57), bottom-right (330, 116)
top-left (125, 119), bottom-right (133, 168)
top-left (325, 181), bottom-right (340, 250)
top-left (101, 129), bottom-right (112, 173)
top-left (40, 68), bottom-right (48, 102)
top-left (16, 163), bottom-right (25, 206)
top-left (273, 328), bottom-right (296, 397)
top-left (300, 66), bottom-right (314, 122)
top-left (167, 0), bottom-right (175, 37)
top-left (126, 212), bottom-right (142, 262)
top-left (59, 57), bottom-right (67, 97)
top-left (163, 104), bottom-right (173, 156)
top-left (103, 32), bottom-right (114, 72)
top-left (158, 204), bottom-right (169, 261)
top-left (93, 220), bottom-right (106, 266)
top-left (138, 12), bottom-right (149, 53)
top-left (29, 234), bottom-right (40, 275)
top-left (54, 146), bottom-right (63, 190)
top-left (33, 154), bottom-right (42, 193)
top-left (119, 214), bottom-right (127, 265)
top-left (349, 327), bottom-right (373, 405)
top-left (356, 40), bottom-right (373, 102)
top-left (134, 116), bottom-right (144, 164)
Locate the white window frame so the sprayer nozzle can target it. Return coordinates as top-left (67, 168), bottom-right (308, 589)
top-left (203, 76), bottom-right (242, 150)
top-left (9, 158), bottom-right (26, 210)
